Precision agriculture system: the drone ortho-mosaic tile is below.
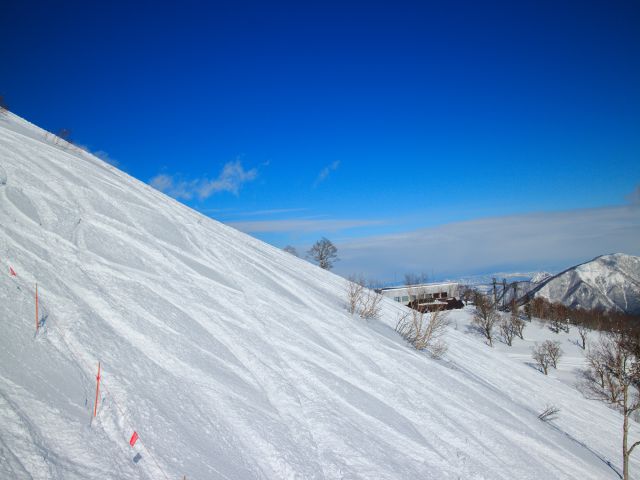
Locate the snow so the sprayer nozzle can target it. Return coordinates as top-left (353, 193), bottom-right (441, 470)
top-left (0, 110), bottom-right (638, 479)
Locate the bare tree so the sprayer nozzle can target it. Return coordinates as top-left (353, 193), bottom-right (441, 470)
top-left (359, 288), bottom-right (383, 320)
top-left (510, 300), bottom-right (526, 339)
top-left (283, 245), bottom-right (299, 257)
top-left (584, 344), bottom-right (622, 404)
top-left (307, 237), bottom-right (338, 270)
top-left (472, 293), bottom-right (498, 347)
top-left (537, 405), bottom-right (560, 422)
top-left (346, 275), bottom-right (365, 315)
top-left (395, 306), bottom-right (449, 358)
top-left (523, 301), bottom-right (533, 321)
top-left (404, 272), bottom-right (428, 286)
top-left (582, 331), bottom-right (640, 480)
top-left (544, 340), bottom-right (563, 369)
top-left (499, 317), bottom-right (516, 346)
top-left (461, 285), bottom-right (474, 306)
top-left (577, 324), bottom-right (589, 350)
top-left (513, 317), bottom-right (526, 340)
top-left (0, 95), bottom-right (7, 115)
top-left (532, 343), bottom-right (551, 375)
top-left (345, 275), bottom-right (382, 320)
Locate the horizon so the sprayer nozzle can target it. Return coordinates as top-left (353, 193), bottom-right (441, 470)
top-left (2, 0), bottom-right (639, 281)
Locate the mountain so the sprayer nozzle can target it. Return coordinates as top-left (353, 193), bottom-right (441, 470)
top-left (0, 110), bottom-right (636, 479)
top-left (525, 254), bottom-right (640, 314)
top-left (531, 271), bottom-right (553, 284)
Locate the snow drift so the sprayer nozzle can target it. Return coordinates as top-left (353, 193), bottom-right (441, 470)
top-left (0, 111), bottom-right (637, 479)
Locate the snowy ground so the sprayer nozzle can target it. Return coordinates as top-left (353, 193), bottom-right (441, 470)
top-left (451, 306), bottom-right (592, 389)
top-left (0, 110), bottom-right (638, 479)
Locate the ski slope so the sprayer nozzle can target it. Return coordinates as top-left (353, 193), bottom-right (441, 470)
top-left (0, 110), bottom-right (638, 479)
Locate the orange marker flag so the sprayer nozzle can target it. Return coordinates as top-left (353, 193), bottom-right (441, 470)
top-left (93, 362), bottom-right (101, 417)
top-left (129, 431), bottom-right (139, 447)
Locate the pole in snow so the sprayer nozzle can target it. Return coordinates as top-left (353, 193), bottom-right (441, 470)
top-left (93, 362), bottom-right (101, 418)
top-left (35, 283), bottom-right (39, 333)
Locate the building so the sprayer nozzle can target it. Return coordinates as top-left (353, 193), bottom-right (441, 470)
top-left (377, 282), bottom-right (460, 309)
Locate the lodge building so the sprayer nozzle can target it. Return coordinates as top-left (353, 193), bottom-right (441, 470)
top-left (376, 282), bottom-right (460, 308)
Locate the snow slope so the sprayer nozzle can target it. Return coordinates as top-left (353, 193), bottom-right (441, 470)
top-left (526, 254), bottom-right (640, 314)
top-left (0, 110), bottom-right (638, 479)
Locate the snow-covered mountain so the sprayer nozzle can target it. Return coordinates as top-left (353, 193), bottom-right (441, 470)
top-left (525, 254), bottom-right (640, 314)
top-left (0, 111), bottom-right (637, 479)
top-left (531, 271), bottom-right (553, 284)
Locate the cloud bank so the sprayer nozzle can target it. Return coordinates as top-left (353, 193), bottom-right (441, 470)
top-left (229, 218), bottom-right (383, 233)
top-left (334, 205), bottom-right (640, 280)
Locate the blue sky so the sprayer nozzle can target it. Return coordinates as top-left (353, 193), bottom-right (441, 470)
top-left (2, 0), bottom-right (639, 281)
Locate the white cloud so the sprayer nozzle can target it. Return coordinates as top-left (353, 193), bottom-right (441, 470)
top-left (149, 160), bottom-right (257, 200)
top-left (333, 205), bottom-right (640, 280)
top-left (235, 208), bottom-right (308, 217)
top-left (313, 160), bottom-right (340, 187)
top-left (228, 218), bottom-right (384, 233)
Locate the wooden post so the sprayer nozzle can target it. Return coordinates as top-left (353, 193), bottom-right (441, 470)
top-left (93, 362), bottom-right (101, 417)
top-left (35, 283), bottom-right (39, 333)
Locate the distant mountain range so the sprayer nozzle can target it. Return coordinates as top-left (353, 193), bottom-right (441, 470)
top-left (524, 253), bottom-right (640, 315)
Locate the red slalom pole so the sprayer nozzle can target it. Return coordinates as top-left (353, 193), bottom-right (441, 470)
top-left (93, 362), bottom-right (101, 417)
top-left (35, 283), bottom-right (39, 333)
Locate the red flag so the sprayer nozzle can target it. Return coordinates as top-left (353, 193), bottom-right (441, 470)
top-left (129, 431), bottom-right (139, 447)
top-left (9, 267), bottom-right (16, 276)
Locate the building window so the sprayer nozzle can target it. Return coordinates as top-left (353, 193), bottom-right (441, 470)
top-left (394, 296), bottom-right (401, 302)
top-left (402, 296), bottom-right (409, 303)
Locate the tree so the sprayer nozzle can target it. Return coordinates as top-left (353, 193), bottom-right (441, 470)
top-left (0, 95), bottom-right (7, 115)
top-left (499, 317), bottom-right (516, 346)
top-left (307, 237), bottom-right (338, 270)
top-left (283, 245), bottom-right (299, 257)
top-left (544, 340), bottom-right (563, 369)
top-left (532, 343), bottom-right (551, 375)
top-left (577, 324), bottom-right (589, 349)
top-left (404, 272), bottom-right (428, 286)
top-left (472, 293), bottom-right (498, 347)
top-left (461, 285), bottom-right (474, 306)
top-left (582, 331), bottom-right (640, 480)
top-left (346, 275), bottom-right (365, 315)
top-left (359, 288), bottom-right (383, 320)
top-left (510, 300), bottom-right (526, 339)
top-left (524, 301), bottom-right (532, 321)
top-left (538, 405), bottom-right (560, 422)
top-left (395, 306), bottom-right (449, 358)
top-left (345, 275), bottom-right (382, 320)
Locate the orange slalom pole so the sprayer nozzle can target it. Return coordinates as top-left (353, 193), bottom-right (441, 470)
top-left (93, 362), bottom-right (101, 417)
top-left (35, 283), bottom-right (39, 332)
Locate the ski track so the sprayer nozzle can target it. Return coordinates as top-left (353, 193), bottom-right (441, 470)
top-left (1, 111), bottom-right (639, 479)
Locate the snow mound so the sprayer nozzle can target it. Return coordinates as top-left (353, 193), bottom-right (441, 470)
top-left (0, 111), bottom-right (636, 479)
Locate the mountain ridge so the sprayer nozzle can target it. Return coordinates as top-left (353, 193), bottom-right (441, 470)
top-left (524, 253), bottom-right (640, 314)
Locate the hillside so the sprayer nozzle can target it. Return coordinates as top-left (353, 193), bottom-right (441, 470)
top-left (526, 253), bottom-right (640, 314)
top-left (0, 111), bottom-right (637, 479)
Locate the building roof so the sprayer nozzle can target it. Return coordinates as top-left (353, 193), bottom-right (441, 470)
top-left (378, 282), bottom-right (459, 293)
